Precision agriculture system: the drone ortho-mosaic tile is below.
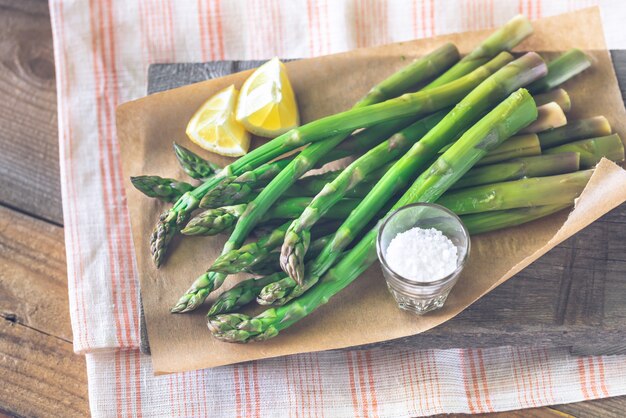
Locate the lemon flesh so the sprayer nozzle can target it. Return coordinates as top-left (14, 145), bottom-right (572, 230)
top-left (186, 85), bottom-right (251, 157)
top-left (236, 57), bottom-right (300, 138)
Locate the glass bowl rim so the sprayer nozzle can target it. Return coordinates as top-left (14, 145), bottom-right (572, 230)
top-left (376, 202), bottom-right (471, 287)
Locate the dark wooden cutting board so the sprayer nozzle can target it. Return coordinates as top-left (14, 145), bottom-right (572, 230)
top-left (138, 52), bottom-right (626, 355)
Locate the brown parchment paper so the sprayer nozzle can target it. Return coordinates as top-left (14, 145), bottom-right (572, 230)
top-left (116, 8), bottom-right (626, 374)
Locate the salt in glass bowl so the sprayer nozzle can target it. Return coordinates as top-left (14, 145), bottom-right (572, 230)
top-left (376, 203), bottom-right (470, 315)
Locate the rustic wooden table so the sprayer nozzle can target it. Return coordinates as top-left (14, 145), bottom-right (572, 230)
top-left (0, 0), bottom-right (624, 417)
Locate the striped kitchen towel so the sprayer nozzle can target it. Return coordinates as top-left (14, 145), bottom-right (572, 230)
top-left (50, 0), bottom-right (626, 416)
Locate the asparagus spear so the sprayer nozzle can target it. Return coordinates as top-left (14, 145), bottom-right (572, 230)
top-left (175, 26), bottom-right (548, 312)
top-left (462, 204), bottom-right (571, 234)
top-left (360, 43), bottom-right (461, 104)
top-left (282, 170), bottom-right (375, 199)
top-left (528, 49), bottom-right (592, 93)
top-left (537, 116), bottom-right (612, 149)
top-left (261, 81), bottom-right (543, 303)
top-left (280, 110), bottom-right (448, 283)
top-left (438, 100), bottom-right (567, 155)
top-left (476, 133), bottom-right (541, 166)
top-left (199, 123), bottom-right (415, 210)
top-left (179, 204), bottom-right (243, 236)
top-left (533, 89), bottom-right (571, 111)
top-left (544, 134), bottom-right (625, 168)
top-left (202, 157), bottom-right (393, 208)
top-left (170, 44), bottom-right (468, 310)
top-left (130, 175), bottom-right (194, 203)
top-left (425, 15), bottom-right (533, 89)
top-left (438, 170), bottom-right (593, 215)
top-left (210, 221), bottom-right (338, 274)
top-left (244, 234), bottom-right (333, 276)
top-left (450, 152), bottom-right (580, 190)
top-left (218, 45), bottom-right (476, 258)
top-left (520, 102), bottom-right (567, 133)
top-left (152, 45), bottom-right (459, 268)
top-left (208, 51), bottom-right (509, 284)
top-left (207, 274), bottom-right (283, 317)
top-left (211, 88), bottom-right (538, 341)
top-left (241, 255), bottom-right (281, 276)
top-left (201, 170), bottom-right (342, 209)
top-left (182, 198), bottom-right (361, 236)
top-left (173, 142), bottom-right (221, 180)
top-left (200, 157), bottom-right (294, 208)
top-left (279, 53), bottom-right (544, 288)
top-left (323, 116), bottom-right (427, 164)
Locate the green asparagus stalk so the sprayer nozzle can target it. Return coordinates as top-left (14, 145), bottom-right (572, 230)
top-left (283, 171), bottom-right (352, 198)
top-left (201, 169), bottom-right (342, 209)
top-left (173, 142), bottom-right (221, 180)
top-left (476, 133), bottom-right (541, 166)
top-left (130, 175), bottom-right (194, 203)
top-left (438, 100), bottom-right (566, 155)
top-left (425, 15), bottom-right (533, 89)
top-left (533, 89), bottom-right (571, 111)
top-left (179, 204), bottom-right (244, 236)
top-left (169, 45), bottom-right (467, 310)
top-left (153, 45), bottom-right (459, 268)
top-left (450, 152), bottom-right (580, 190)
top-left (218, 46), bottom-right (482, 257)
top-left (280, 110), bottom-right (448, 283)
top-left (210, 221), bottom-right (338, 275)
top-left (209, 52), bottom-right (511, 289)
top-left (182, 198), bottom-right (361, 236)
top-left (199, 157), bottom-right (294, 208)
top-left (323, 116), bottom-right (427, 164)
top-left (448, 107), bottom-right (572, 166)
top-left (210, 222), bottom-right (290, 273)
top-left (462, 204), bottom-right (571, 235)
top-left (201, 121), bottom-right (422, 210)
top-left (528, 49), bottom-right (592, 93)
top-left (544, 134), bottom-right (625, 168)
top-left (359, 43), bottom-right (461, 104)
top-left (284, 161), bottom-right (396, 199)
top-left (244, 234), bottom-right (333, 276)
top-left (202, 160), bottom-right (391, 208)
top-left (211, 88), bottom-right (538, 341)
top-left (520, 102), bottom-right (567, 133)
top-left (207, 274), bottom-right (283, 317)
top-left (277, 53), bottom-right (544, 288)
top-left (241, 255), bottom-right (281, 276)
top-left (263, 55), bottom-right (545, 303)
top-left (438, 170), bottom-right (593, 215)
top-left (537, 116), bottom-right (612, 149)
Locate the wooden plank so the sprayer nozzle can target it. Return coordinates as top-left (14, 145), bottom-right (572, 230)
top-left (440, 408), bottom-right (574, 417)
top-left (145, 54), bottom-right (626, 357)
top-left (0, 204), bottom-right (72, 341)
top-left (0, 204), bottom-right (89, 417)
top-left (0, 0), bottom-right (62, 225)
top-left (0, 318), bottom-right (89, 417)
top-left (552, 396), bottom-right (626, 417)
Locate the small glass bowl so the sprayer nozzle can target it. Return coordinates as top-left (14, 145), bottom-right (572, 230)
top-left (376, 203), bottom-right (470, 315)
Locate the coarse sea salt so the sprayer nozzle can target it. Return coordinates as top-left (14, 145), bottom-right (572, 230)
top-left (385, 227), bottom-right (458, 282)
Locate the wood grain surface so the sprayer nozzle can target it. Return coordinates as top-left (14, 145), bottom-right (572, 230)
top-left (0, 0), bottom-right (61, 226)
top-left (146, 56), bottom-right (626, 359)
top-left (0, 204), bottom-right (89, 417)
top-left (0, 0), bottom-right (624, 416)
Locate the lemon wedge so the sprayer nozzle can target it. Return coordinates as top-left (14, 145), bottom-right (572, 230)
top-left (186, 85), bottom-right (251, 157)
top-left (236, 57), bottom-right (300, 138)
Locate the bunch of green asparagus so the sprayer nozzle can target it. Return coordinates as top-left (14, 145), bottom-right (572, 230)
top-left (131, 15), bottom-right (625, 343)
